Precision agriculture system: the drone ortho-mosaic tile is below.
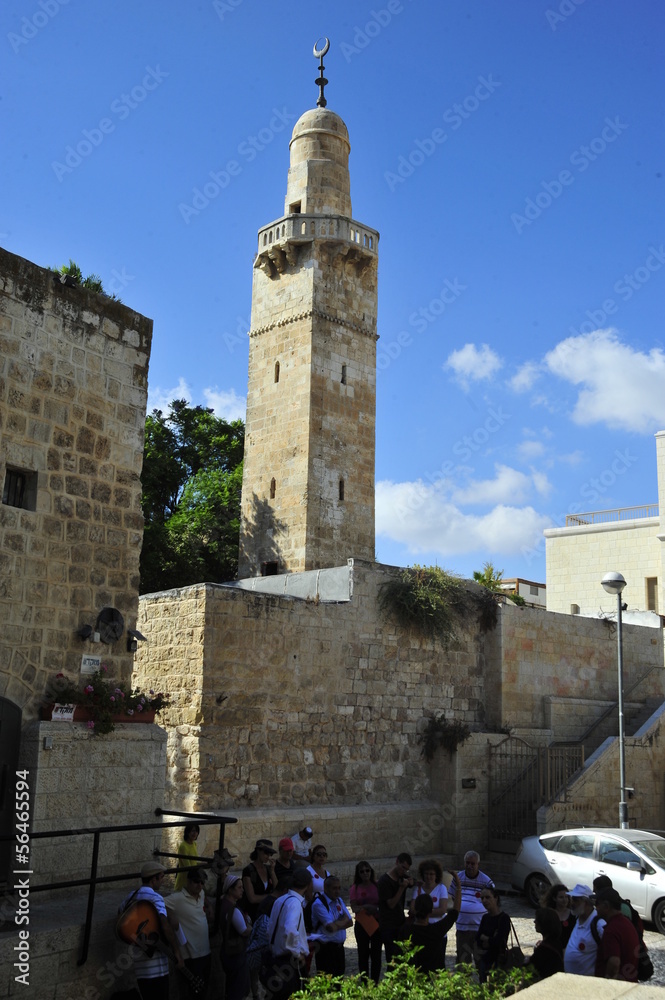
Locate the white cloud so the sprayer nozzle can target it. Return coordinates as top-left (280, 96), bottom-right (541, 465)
top-left (203, 386), bottom-right (246, 421)
top-left (451, 463), bottom-right (534, 505)
top-left (517, 440), bottom-right (545, 460)
top-left (146, 379), bottom-right (246, 422)
top-left (530, 469), bottom-right (552, 497)
top-left (444, 343), bottom-right (503, 390)
top-left (147, 377), bottom-right (191, 415)
top-left (509, 360), bottom-right (541, 393)
top-left (376, 479), bottom-right (551, 556)
top-left (544, 329), bottom-right (665, 432)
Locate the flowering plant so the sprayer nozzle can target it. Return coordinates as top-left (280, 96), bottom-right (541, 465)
top-left (46, 667), bottom-right (169, 735)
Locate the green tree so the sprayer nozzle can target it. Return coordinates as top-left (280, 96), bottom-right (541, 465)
top-left (139, 400), bottom-right (244, 593)
top-left (472, 561), bottom-right (504, 591)
top-left (473, 561), bottom-right (526, 606)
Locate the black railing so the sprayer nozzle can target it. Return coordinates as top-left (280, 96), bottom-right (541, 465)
top-left (0, 807), bottom-right (236, 965)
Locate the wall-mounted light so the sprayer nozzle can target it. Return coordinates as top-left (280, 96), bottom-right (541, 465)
top-left (127, 627), bottom-right (147, 653)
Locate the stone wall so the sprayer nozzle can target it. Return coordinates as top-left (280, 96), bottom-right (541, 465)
top-left (18, 720), bottom-right (167, 885)
top-left (0, 247), bottom-right (152, 718)
top-left (135, 562), bottom-right (665, 858)
top-left (538, 706), bottom-right (665, 832)
top-left (134, 560), bottom-right (490, 844)
top-left (486, 601), bottom-right (664, 731)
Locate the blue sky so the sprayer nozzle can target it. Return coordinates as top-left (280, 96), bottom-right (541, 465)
top-left (3, 0), bottom-right (664, 585)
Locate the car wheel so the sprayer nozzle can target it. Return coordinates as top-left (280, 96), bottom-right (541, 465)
top-left (525, 874), bottom-right (550, 908)
top-left (652, 898), bottom-right (665, 935)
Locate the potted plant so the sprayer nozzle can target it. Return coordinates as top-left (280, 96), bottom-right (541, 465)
top-left (42, 666), bottom-right (169, 735)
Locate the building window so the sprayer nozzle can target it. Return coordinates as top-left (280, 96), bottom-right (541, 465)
top-left (270, 478), bottom-right (276, 500)
top-left (289, 201), bottom-right (301, 214)
top-left (262, 561), bottom-right (279, 576)
top-left (529, 585), bottom-right (539, 596)
top-left (646, 577), bottom-right (658, 612)
top-left (2, 467), bottom-right (37, 511)
top-left (341, 364), bottom-right (347, 385)
top-left (274, 361), bottom-right (280, 383)
top-left (338, 479), bottom-right (345, 501)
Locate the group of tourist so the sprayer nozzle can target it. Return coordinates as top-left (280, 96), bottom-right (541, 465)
top-left (117, 825), bottom-right (649, 1000)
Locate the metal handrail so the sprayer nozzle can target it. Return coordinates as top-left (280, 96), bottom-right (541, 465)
top-left (565, 504), bottom-right (658, 526)
top-left (0, 807), bottom-right (236, 965)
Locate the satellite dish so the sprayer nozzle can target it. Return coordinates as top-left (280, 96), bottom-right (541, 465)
top-left (96, 607), bottom-right (125, 644)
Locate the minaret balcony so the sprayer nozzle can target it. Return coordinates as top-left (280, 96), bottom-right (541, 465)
top-left (255, 214), bottom-right (379, 276)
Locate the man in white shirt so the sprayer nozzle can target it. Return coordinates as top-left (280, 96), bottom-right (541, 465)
top-left (564, 883), bottom-right (605, 976)
top-left (165, 868), bottom-right (211, 995)
top-left (455, 850), bottom-right (495, 968)
top-left (263, 869), bottom-right (313, 999)
top-left (290, 825), bottom-right (313, 863)
top-left (311, 875), bottom-right (353, 976)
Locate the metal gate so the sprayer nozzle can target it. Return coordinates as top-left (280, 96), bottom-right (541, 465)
top-left (488, 736), bottom-right (584, 853)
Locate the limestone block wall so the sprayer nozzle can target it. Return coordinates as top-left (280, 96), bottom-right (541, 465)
top-left (545, 518), bottom-right (661, 615)
top-left (134, 561), bottom-right (489, 821)
top-left (18, 720), bottom-right (167, 885)
top-left (538, 708), bottom-right (665, 833)
top-left (486, 602), bottom-right (664, 732)
top-left (0, 248), bottom-right (152, 718)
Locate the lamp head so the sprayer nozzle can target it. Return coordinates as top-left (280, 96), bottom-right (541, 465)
top-left (601, 571), bottom-right (627, 596)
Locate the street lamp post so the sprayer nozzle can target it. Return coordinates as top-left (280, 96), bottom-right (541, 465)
top-left (601, 571), bottom-right (628, 829)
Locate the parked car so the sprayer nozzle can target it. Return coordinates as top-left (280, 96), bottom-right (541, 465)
top-left (512, 827), bottom-right (665, 932)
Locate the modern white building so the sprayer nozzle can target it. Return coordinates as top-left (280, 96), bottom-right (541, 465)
top-left (545, 430), bottom-right (665, 620)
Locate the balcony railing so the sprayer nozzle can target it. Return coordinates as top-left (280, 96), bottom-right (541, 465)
top-left (566, 504), bottom-right (659, 527)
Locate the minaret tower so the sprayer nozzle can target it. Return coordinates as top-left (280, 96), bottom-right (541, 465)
top-left (238, 40), bottom-right (379, 577)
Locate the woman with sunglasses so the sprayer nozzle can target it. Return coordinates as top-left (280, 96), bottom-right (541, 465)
top-left (242, 839), bottom-right (278, 922)
top-left (350, 861), bottom-right (382, 984)
top-left (306, 844), bottom-right (331, 895)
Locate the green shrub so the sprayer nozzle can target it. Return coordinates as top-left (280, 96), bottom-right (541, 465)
top-left (378, 565), bottom-right (498, 645)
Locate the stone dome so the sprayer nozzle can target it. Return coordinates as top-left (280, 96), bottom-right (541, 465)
top-left (285, 107), bottom-right (352, 217)
top-left (289, 108), bottom-right (350, 152)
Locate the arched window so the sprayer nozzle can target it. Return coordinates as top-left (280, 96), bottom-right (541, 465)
top-left (338, 479), bottom-right (345, 501)
top-left (270, 478), bottom-right (276, 500)
top-left (274, 361), bottom-right (280, 383)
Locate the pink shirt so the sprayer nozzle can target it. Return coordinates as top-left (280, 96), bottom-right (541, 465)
top-left (350, 882), bottom-right (379, 909)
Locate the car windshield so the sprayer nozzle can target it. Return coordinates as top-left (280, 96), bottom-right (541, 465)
top-left (632, 839), bottom-right (665, 867)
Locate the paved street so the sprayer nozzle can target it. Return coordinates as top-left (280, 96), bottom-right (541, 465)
top-left (340, 894), bottom-right (665, 987)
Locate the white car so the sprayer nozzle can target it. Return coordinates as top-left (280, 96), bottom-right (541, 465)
top-left (511, 827), bottom-right (665, 932)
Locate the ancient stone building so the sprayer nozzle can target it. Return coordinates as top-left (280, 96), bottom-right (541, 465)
top-left (0, 248), bottom-right (157, 889)
top-left (238, 105), bottom-right (378, 577)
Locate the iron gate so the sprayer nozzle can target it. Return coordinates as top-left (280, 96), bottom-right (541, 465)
top-left (488, 736), bottom-right (584, 853)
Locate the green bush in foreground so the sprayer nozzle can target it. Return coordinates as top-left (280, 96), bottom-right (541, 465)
top-left (293, 949), bottom-right (535, 998)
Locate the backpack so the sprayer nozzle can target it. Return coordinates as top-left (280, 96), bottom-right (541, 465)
top-left (303, 891), bottom-right (323, 934)
top-left (622, 898), bottom-right (653, 981)
top-left (246, 912), bottom-right (270, 971)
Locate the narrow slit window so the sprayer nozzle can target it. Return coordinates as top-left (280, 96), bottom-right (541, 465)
top-left (341, 365), bottom-right (347, 385)
top-left (338, 479), bottom-right (345, 501)
top-left (2, 467), bottom-right (37, 511)
top-left (274, 361), bottom-right (280, 383)
top-left (646, 577), bottom-right (658, 612)
top-left (270, 478), bottom-right (276, 500)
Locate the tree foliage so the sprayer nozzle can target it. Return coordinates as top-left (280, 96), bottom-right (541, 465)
top-left (139, 400), bottom-right (244, 594)
top-left (473, 561), bottom-right (526, 606)
top-left (472, 561), bottom-right (504, 591)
